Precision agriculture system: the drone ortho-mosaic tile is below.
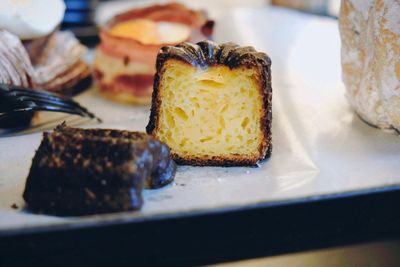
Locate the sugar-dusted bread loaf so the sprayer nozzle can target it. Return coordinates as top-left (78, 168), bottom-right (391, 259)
top-left (146, 41), bottom-right (272, 166)
top-left (339, 0), bottom-right (400, 133)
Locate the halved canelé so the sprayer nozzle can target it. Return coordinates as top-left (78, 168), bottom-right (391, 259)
top-left (146, 40), bottom-right (272, 166)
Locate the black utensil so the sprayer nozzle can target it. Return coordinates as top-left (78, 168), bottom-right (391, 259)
top-left (0, 83), bottom-right (101, 129)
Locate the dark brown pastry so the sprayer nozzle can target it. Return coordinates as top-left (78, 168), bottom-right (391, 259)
top-left (23, 123), bottom-right (176, 216)
top-left (146, 40), bottom-right (272, 166)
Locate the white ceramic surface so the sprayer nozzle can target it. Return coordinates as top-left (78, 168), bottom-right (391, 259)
top-left (0, 6), bottom-right (399, 232)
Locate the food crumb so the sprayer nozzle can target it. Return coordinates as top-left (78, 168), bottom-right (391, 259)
top-left (11, 203), bottom-right (19, 209)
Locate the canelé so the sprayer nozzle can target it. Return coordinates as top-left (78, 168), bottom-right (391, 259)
top-left (147, 41), bottom-right (272, 166)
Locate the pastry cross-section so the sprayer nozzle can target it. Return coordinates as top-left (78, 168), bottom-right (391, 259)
top-left (147, 40), bottom-right (272, 166)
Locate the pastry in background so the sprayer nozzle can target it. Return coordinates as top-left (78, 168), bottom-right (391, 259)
top-left (93, 3), bottom-right (214, 104)
top-left (339, 0), bottom-right (400, 133)
top-left (23, 123), bottom-right (176, 216)
top-left (0, 0), bottom-right (92, 95)
top-left (0, 30), bottom-right (35, 88)
top-left (147, 41), bottom-right (272, 166)
top-left (31, 31), bottom-right (92, 95)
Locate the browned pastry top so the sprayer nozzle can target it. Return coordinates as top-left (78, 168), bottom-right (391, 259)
top-left (155, 40), bottom-right (271, 70)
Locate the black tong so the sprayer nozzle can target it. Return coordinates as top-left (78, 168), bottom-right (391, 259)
top-left (0, 84), bottom-right (101, 129)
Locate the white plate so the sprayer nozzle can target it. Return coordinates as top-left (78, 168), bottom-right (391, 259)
top-left (0, 6), bottom-right (399, 232)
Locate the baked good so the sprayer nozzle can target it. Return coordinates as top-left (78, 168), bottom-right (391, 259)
top-left (23, 124), bottom-right (176, 216)
top-left (0, 30), bottom-right (91, 95)
top-left (31, 31), bottom-right (92, 95)
top-left (0, 30), bottom-right (35, 88)
top-left (147, 41), bottom-right (272, 166)
top-left (53, 125), bottom-right (176, 189)
top-left (0, 29), bottom-right (92, 129)
top-left (0, 0), bottom-right (91, 96)
top-left (339, 0), bottom-right (400, 133)
top-left (93, 3), bottom-right (214, 104)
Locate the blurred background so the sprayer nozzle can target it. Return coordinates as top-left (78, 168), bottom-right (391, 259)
top-left (60, 1), bottom-right (399, 266)
top-left (61, 0), bottom-right (341, 46)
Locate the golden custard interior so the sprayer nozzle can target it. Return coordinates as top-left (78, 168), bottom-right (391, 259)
top-left (155, 60), bottom-right (264, 158)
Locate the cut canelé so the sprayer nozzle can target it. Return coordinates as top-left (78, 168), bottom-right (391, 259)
top-left (147, 41), bottom-right (272, 166)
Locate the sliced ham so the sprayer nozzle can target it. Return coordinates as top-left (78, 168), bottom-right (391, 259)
top-left (94, 3), bottom-right (214, 104)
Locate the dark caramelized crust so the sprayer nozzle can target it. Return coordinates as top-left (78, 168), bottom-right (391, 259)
top-left (153, 41), bottom-right (271, 70)
top-left (146, 40), bottom-right (272, 166)
top-left (23, 124), bottom-right (176, 216)
top-left (53, 124), bottom-right (176, 188)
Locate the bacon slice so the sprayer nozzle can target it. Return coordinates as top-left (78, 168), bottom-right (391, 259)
top-left (99, 74), bottom-right (154, 96)
top-left (98, 3), bottom-right (214, 62)
top-left (95, 3), bottom-right (214, 103)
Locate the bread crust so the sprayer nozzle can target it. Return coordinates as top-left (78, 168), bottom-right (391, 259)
top-left (146, 40), bottom-right (272, 166)
top-left (339, 0), bottom-right (400, 133)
